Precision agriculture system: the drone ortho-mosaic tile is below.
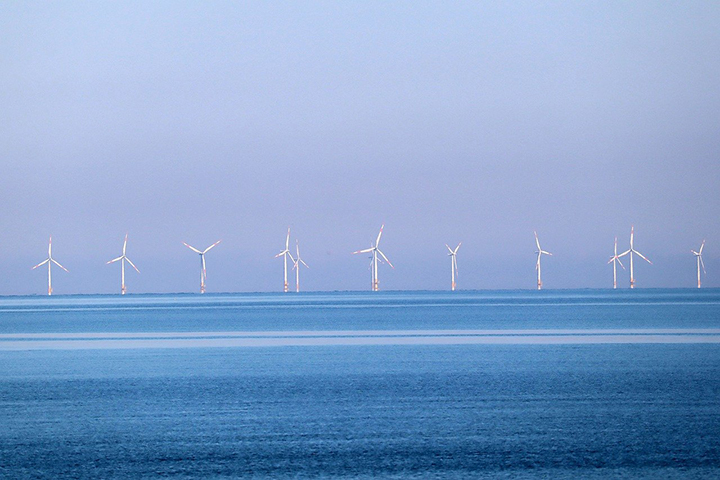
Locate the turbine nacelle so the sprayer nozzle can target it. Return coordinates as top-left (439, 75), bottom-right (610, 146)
top-left (692, 240), bottom-right (707, 288)
top-left (32, 236), bottom-right (68, 296)
top-left (107, 234), bottom-right (139, 295)
top-left (618, 226), bottom-right (652, 288)
top-left (353, 224), bottom-right (393, 291)
top-left (184, 240), bottom-right (221, 293)
top-left (533, 232), bottom-right (552, 290)
top-left (276, 228), bottom-right (296, 292)
top-left (446, 242), bottom-right (461, 291)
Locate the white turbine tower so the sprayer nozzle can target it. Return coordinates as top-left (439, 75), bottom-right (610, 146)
top-left (353, 224), bottom-right (393, 291)
top-left (183, 240), bottom-right (222, 293)
top-left (292, 240), bottom-right (310, 293)
top-left (275, 228), bottom-right (295, 292)
top-left (446, 243), bottom-right (461, 291)
top-left (691, 240), bottom-right (706, 288)
top-left (32, 236), bottom-right (68, 296)
top-left (617, 226), bottom-right (652, 289)
top-left (607, 236), bottom-right (625, 289)
top-left (534, 231), bottom-right (552, 290)
top-left (107, 233), bottom-right (140, 295)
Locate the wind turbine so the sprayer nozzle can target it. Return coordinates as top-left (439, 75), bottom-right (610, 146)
top-left (353, 224), bottom-right (393, 291)
top-left (534, 231), bottom-right (552, 290)
top-left (446, 242), bottom-right (461, 291)
top-left (691, 240), bottom-right (706, 288)
top-left (617, 226), bottom-right (652, 289)
top-left (292, 240), bottom-right (310, 292)
top-left (275, 228), bottom-right (295, 292)
top-left (107, 233), bottom-right (139, 295)
top-left (183, 240), bottom-right (221, 293)
top-left (607, 236), bottom-right (625, 289)
top-left (32, 236), bottom-right (68, 295)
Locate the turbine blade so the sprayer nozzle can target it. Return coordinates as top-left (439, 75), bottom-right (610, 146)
top-left (377, 249), bottom-right (394, 268)
top-left (275, 250), bottom-right (288, 258)
top-left (446, 244), bottom-right (453, 254)
top-left (125, 257), bottom-right (140, 273)
top-left (202, 255), bottom-right (207, 280)
top-left (634, 250), bottom-right (652, 264)
top-left (700, 240), bottom-right (705, 254)
top-left (453, 255), bottom-right (458, 276)
top-left (534, 231), bottom-right (541, 250)
top-left (52, 259), bottom-right (69, 272)
top-left (32, 259), bottom-right (49, 269)
top-left (454, 242), bottom-right (461, 254)
top-left (618, 249), bottom-right (630, 258)
top-left (183, 243), bottom-right (202, 254)
top-left (700, 256), bottom-right (706, 274)
top-left (300, 259), bottom-right (310, 269)
top-left (107, 256), bottom-right (123, 264)
top-left (542, 250), bottom-right (552, 256)
top-left (376, 224), bottom-right (384, 247)
top-left (203, 240), bottom-right (222, 254)
top-left (353, 248), bottom-right (374, 254)
top-left (617, 257), bottom-right (625, 270)
top-left (123, 233), bottom-right (128, 255)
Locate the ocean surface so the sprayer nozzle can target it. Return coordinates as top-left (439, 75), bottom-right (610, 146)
top-left (1, 289), bottom-right (719, 478)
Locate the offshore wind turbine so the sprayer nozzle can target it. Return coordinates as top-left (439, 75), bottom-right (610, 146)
top-left (607, 236), bottom-right (625, 289)
top-left (534, 231), bottom-right (552, 290)
top-left (691, 240), bottom-right (706, 288)
top-left (292, 240), bottom-right (310, 292)
top-left (32, 236), bottom-right (68, 296)
top-left (353, 224), bottom-right (394, 291)
top-left (183, 240), bottom-right (221, 293)
top-left (107, 233), bottom-right (139, 295)
top-left (618, 226), bottom-right (652, 289)
top-left (275, 228), bottom-right (295, 292)
top-left (446, 243), bottom-right (461, 291)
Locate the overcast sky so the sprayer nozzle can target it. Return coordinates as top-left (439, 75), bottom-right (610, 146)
top-left (1, 1), bottom-right (719, 294)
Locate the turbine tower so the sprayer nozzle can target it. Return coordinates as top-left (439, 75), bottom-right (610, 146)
top-left (617, 226), bottom-right (652, 289)
top-left (534, 231), bottom-right (552, 290)
top-left (32, 236), bottom-right (68, 295)
top-left (353, 224), bottom-right (393, 291)
top-left (607, 236), bottom-right (625, 289)
top-left (107, 233), bottom-right (139, 295)
top-left (183, 240), bottom-right (221, 293)
top-left (292, 240), bottom-right (310, 292)
top-left (275, 228), bottom-right (295, 292)
top-left (446, 243), bottom-right (461, 291)
top-left (691, 240), bottom-right (706, 288)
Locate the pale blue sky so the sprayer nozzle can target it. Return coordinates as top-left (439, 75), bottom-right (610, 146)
top-left (1, 1), bottom-right (718, 293)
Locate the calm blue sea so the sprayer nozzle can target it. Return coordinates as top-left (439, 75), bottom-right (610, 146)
top-left (1, 289), bottom-right (719, 478)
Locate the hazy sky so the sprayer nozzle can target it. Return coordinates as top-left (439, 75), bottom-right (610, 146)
top-left (1, 1), bottom-right (719, 294)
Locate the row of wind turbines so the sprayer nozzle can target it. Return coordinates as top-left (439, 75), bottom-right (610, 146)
top-left (31, 225), bottom-right (708, 295)
top-left (536, 226), bottom-right (707, 290)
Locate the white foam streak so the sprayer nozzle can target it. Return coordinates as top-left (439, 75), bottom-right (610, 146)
top-left (2, 329), bottom-right (720, 350)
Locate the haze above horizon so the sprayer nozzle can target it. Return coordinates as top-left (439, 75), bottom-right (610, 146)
top-left (1, 1), bottom-right (718, 294)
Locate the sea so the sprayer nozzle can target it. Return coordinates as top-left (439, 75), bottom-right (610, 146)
top-left (1, 289), bottom-right (719, 479)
